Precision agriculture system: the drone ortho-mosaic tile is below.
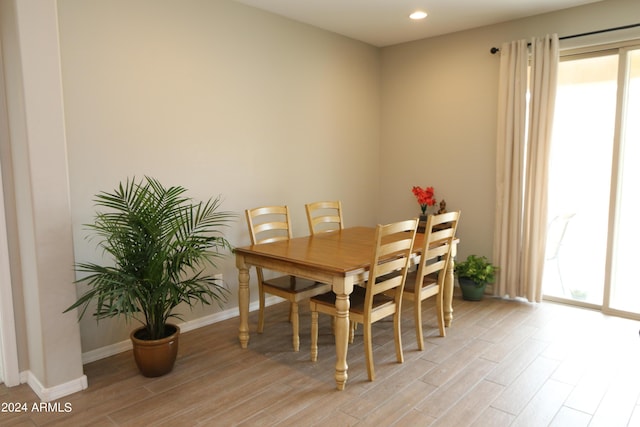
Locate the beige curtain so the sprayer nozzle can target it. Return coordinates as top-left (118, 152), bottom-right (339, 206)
top-left (493, 34), bottom-right (559, 302)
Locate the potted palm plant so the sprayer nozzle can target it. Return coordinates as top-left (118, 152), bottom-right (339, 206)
top-left (455, 255), bottom-right (498, 301)
top-left (65, 177), bottom-right (234, 377)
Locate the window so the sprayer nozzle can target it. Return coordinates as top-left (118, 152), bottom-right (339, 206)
top-left (543, 43), bottom-right (640, 319)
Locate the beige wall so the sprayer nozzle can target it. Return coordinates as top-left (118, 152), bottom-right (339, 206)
top-left (379, 0), bottom-right (640, 260)
top-left (2, 0), bottom-right (640, 395)
top-left (57, 0), bottom-right (381, 352)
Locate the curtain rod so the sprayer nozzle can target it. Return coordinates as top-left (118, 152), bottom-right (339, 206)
top-left (490, 22), bottom-right (640, 54)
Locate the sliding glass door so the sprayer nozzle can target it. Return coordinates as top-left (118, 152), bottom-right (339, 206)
top-left (543, 44), bottom-right (640, 319)
top-left (543, 52), bottom-right (617, 306)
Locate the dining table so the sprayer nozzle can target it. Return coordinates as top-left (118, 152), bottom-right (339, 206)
top-left (234, 226), bottom-right (459, 390)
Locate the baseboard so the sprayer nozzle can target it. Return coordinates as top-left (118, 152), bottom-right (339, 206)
top-left (81, 339), bottom-right (133, 365)
top-left (25, 371), bottom-right (88, 402)
top-left (81, 296), bottom-right (283, 365)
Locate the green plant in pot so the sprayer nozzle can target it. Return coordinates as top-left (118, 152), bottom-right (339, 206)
top-left (455, 255), bottom-right (498, 301)
top-left (65, 177), bottom-right (234, 377)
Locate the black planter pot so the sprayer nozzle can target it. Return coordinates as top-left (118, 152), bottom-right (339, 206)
top-left (458, 278), bottom-right (487, 301)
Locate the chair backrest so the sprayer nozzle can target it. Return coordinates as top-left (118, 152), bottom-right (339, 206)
top-left (245, 205), bottom-right (293, 245)
top-left (305, 201), bottom-right (344, 235)
top-left (365, 218), bottom-right (419, 305)
top-left (415, 211), bottom-right (461, 287)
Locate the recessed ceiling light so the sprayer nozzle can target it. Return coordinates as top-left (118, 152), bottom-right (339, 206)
top-left (409, 11), bottom-right (428, 20)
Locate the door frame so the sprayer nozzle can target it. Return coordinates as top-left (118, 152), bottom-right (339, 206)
top-left (0, 40), bottom-right (20, 387)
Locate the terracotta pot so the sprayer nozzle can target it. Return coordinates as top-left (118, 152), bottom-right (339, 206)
top-left (130, 324), bottom-right (179, 377)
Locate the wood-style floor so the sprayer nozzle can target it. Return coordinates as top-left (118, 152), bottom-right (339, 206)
top-left (2, 292), bottom-right (640, 426)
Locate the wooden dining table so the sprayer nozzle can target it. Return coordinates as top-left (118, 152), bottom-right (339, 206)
top-left (234, 226), bottom-right (458, 390)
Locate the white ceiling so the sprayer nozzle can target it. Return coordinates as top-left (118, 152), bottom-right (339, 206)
top-left (233, 0), bottom-right (604, 47)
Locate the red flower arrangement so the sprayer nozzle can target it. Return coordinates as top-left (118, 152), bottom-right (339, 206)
top-left (412, 186), bottom-right (436, 215)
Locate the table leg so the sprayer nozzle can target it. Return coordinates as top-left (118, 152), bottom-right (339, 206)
top-left (443, 242), bottom-right (457, 327)
top-left (333, 276), bottom-right (354, 390)
top-left (236, 255), bottom-right (250, 348)
top-left (334, 292), bottom-right (349, 390)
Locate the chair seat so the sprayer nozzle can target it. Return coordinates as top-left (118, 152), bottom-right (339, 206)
top-left (263, 276), bottom-right (331, 303)
top-left (402, 271), bottom-right (437, 295)
top-left (310, 286), bottom-right (395, 315)
top-left (263, 275), bottom-right (327, 293)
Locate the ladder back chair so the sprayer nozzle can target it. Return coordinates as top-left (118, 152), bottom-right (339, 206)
top-left (306, 200), bottom-right (361, 338)
top-left (245, 206), bottom-right (332, 351)
top-left (310, 218), bottom-right (418, 381)
top-left (404, 211), bottom-right (460, 350)
top-left (305, 200), bottom-right (344, 235)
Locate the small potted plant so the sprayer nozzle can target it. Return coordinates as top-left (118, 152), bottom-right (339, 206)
top-left (455, 255), bottom-right (498, 301)
top-left (65, 176), bottom-right (234, 377)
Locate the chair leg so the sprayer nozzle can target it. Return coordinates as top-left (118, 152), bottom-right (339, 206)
top-left (349, 321), bottom-right (357, 344)
top-left (394, 310), bottom-right (404, 364)
top-left (414, 298), bottom-right (424, 351)
top-left (257, 284), bottom-right (266, 334)
top-left (310, 307), bottom-right (318, 362)
top-left (363, 321), bottom-right (375, 381)
top-left (436, 292), bottom-right (445, 337)
top-left (291, 302), bottom-right (300, 352)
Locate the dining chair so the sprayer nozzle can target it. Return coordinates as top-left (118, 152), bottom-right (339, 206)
top-left (310, 218), bottom-right (418, 381)
top-left (403, 211), bottom-right (460, 351)
top-left (306, 200), bottom-right (362, 339)
top-left (305, 200), bottom-right (344, 235)
top-left (245, 206), bottom-right (332, 351)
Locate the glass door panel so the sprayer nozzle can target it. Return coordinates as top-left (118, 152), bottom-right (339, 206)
top-left (543, 53), bottom-right (618, 304)
top-left (609, 48), bottom-right (640, 314)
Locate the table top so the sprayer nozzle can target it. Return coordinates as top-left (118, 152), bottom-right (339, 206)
top-left (235, 226), bottom-right (426, 277)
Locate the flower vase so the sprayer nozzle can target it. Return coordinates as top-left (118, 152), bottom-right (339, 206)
top-left (417, 214), bottom-right (428, 233)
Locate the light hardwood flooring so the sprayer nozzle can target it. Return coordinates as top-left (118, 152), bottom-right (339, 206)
top-left (2, 292), bottom-right (640, 426)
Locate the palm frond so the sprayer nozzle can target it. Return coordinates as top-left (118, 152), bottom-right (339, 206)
top-left (67, 177), bottom-right (236, 340)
